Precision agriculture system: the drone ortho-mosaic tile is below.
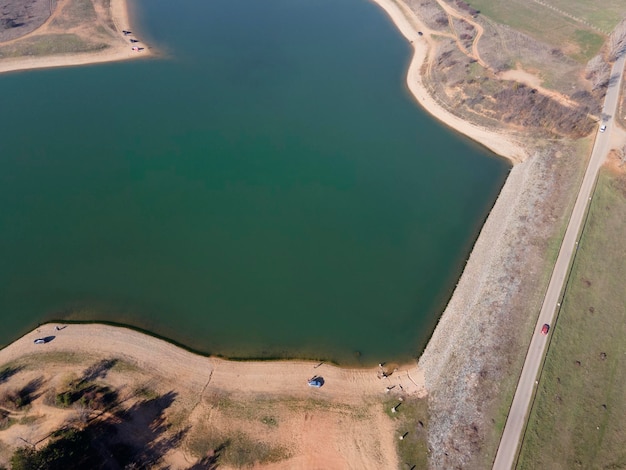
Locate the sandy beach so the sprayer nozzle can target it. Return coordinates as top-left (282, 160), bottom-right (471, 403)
top-left (0, 324), bottom-right (426, 400)
top-left (0, 0), bottom-right (151, 75)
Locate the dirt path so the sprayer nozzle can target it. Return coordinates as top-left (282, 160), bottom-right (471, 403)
top-left (433, 0), bottom-right (489, 68)
top-left (431, 0), bottom-right (580, 109)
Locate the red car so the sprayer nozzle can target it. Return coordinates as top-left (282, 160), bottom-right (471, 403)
top-left (541, 324), bottom-right (550, 335)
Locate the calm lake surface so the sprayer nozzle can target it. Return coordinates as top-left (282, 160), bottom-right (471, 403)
top-left (0, 0), bottom-right (509, 364)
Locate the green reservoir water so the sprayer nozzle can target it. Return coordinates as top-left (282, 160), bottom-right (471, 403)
top-left (0, 0), bottom-right (509, 364)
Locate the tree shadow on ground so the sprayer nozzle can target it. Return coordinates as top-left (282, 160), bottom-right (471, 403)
top-left (80, 358), bottom-right (118, 384)
top-left (0, 376), bottom-right (45, 410)
top-left (12, 391), bottom-right (186, 469)
top-left (18, 376), bottom-right (45, 407)
top-left (186, 454), bottom-right (220, 470)
top-left (88, 390), bottom-right (186, 468)
top-left (0, 365), bottom-right (24, 385)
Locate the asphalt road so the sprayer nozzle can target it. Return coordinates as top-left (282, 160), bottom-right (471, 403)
top-left (492, 51), bottom-right (626, 470)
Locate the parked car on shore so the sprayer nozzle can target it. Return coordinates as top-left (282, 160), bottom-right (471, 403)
top-left (307, 376), bottom-right (324, 388)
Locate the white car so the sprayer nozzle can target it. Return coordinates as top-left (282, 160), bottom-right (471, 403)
top-left (600, 125), bottom-right (607, 132)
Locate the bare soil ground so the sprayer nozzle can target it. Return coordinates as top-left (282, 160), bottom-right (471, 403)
top-left (0, 324), bottom-right (427, 469)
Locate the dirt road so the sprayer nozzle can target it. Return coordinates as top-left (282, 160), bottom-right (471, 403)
top-left (492, 51), bottom-right (626, 470)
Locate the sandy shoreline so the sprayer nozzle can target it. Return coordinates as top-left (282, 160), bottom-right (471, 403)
top-left (0, 323), bottom-right (427, 400)
top-left (369, 0), bottom-right (527, 164)
top-left (0, 0), bottom-right (151, 75)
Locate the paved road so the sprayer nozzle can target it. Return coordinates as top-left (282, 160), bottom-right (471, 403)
top-left (492, 52), bottom-right (626, 470)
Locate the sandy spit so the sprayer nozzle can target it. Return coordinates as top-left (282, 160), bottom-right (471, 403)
top-left (0, 0), bottom-right (151, 75)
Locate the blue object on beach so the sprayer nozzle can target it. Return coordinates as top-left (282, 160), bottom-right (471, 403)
top-left (307, 376), bottom-right (324, 388)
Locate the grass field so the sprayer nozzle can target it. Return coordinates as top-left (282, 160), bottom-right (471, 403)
top-left (466, 0), bottom-right (608, 62)
top-left (517, 166), bottom-right (626, 469)
top-left (545, 0), bottom-right (626, 32)
top-left (467, 0), bottom-right (626, 34)
top-left (0, 34), bottom-right (107, 58)
top-left (50, 0), bottom-right (98, 29)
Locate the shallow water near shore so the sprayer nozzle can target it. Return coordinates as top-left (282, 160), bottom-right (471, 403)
top-left (0, 0), bottom-right (509, 365)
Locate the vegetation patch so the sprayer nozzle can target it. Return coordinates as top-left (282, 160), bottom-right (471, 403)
top-left (429, 41), bottom-right (597, 137)
top-left (132, 386), bottom-right (160, 401)
top-left (218, 433), bottom-right (290, 467)
top-left (186, 423), bottom-right (290, 467)
top-left (0, 34), bottom-right (107, 58)
top-left (0, 410), bottom-right (16, 431)
top-left (537, 0), bottom-right (626, 32)
top-left (0, 377), bottom-right (44, 411)
top-left (54, 378), bottom-right (117, 411)
top-left (50, 0), bottom-right (97, 29)
top-left (109, 359), bottom-right (140, 374)
top-left (18, 415), bottom-right (43, 426)
top-left (11, 428), bottom-right (96, 470)
top-left (572, 29), bottom-right (604, 62)
top-left (2, 353), bottom-right (87, 371)
top-left (383, 397), bottom-right (429, 469)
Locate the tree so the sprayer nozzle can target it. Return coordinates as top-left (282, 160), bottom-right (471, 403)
top-left (10, 429), bottom-right (94, 470)
top-left (608, 18), bottom-right (626, 62)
